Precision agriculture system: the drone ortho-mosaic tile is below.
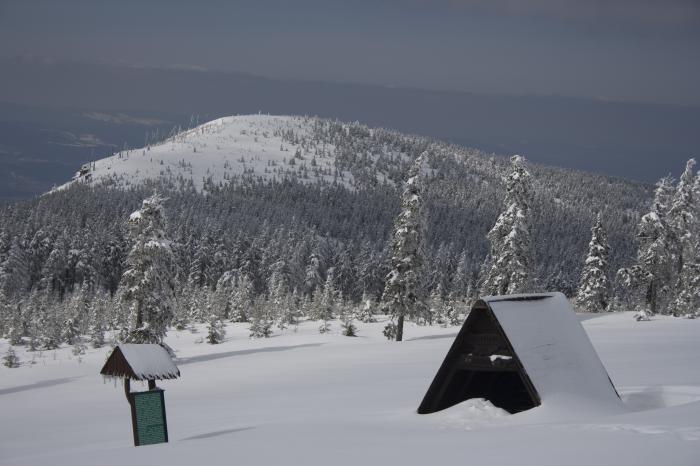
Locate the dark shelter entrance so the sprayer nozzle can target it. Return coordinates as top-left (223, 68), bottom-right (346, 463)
top-left (418, 300), bottom-right (540, 414)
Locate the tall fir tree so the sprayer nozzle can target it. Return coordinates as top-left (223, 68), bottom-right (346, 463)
top-left (668, 159), bottom-right (696, 276)
top-left (36, 290), bottom-right (62, 350)
top-left (574, 214), bottom-right (611, 312)
top-left (480, 155), bottom-right (534, 296)
top-left (627, 177), bottom-right (677, 314)
top-left (317, 269), bottom-right (337, 333)
top-left (380, 152), bottom-right (427, 341)
top-left (339, 297), bottom-right (358, 336)
top-left (267, 269), bottom-right (290, 330)
top-left (450, 250), bottom-right (470, 300)
top-left (89, 292), bottom-right (107, 348)
top-left (230, 275), bottom-right (254, 322)
top-left (0, 237), bottom-right (29, 297)
top-left (0, 289), bottom-right (9, 337)
top-left (671, 238), bottom-right (700, 316)
top-left (304, 252), bottom-right (324, 295)
top-left (671, 254), bottom-right (700, 316)
top-left (249, 296), bottom-right (274, 338)
top-left (7, 301), bottom-right (25, 346)
top-left (118, 194), bottom-right (177, 344)
top-left (668, 159), bottom-right (699, 315)
top-left (206, 290), bottom-right (226, 344)
top-left (428, 283), bottom-right (444, 326)
top-left (357, 291), bottom-right (375, 323)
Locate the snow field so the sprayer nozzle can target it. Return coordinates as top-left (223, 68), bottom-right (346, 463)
top-left (1, 313), bottom-right (700, 466)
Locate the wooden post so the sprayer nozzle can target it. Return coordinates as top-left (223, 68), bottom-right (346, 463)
top-left (124, 378), bottom-right (131, 402)
top-left (148, 379), bottom-right (156, 390)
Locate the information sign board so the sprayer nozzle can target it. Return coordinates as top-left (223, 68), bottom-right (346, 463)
top-left (129, 389), bottom-right (168, 446)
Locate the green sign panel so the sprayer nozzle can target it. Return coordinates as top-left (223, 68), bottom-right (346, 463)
top-left (130, 389), bottom-right (168, 446)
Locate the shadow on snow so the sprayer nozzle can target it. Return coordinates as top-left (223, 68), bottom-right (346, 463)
top-left (176, 343), bottom-right (324, 365)
top-left (0, 377), bottom-right (79, 396)
top-left (406, 333), bottom-right (459, 342)
top-left (181, 426), bottom-right (256, 441)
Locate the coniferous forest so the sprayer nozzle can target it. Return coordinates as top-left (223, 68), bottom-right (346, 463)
top-left (1, 116), bottom-right (697, 352)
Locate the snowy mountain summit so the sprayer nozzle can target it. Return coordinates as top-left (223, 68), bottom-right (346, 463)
top-left (62, 115), bottom-right (400, 192)
top-left (42, 113), bottom-right (653, 301)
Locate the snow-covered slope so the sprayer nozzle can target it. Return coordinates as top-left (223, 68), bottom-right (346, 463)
top-left (59, 115), bottom-right (364, 192)
top-left (2, 313), bottom-right (700, 466)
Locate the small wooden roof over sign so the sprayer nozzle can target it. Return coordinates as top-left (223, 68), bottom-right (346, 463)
top-left (100, 344), bottom-right (180, 381)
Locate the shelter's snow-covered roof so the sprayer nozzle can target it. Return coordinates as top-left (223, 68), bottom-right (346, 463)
top-left (111, 344), bottom-right (180, 381)
top-left (484, 292), bottom-right (622, 411)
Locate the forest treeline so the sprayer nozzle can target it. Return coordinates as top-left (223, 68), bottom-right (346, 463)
top-left (3, 116), bottom-right (683, 354)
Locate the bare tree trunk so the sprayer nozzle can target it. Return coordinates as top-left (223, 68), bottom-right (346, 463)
top-left (648, 280), bottom-right (657, 314)
top-left (396, 313), bottom-right (404, 342)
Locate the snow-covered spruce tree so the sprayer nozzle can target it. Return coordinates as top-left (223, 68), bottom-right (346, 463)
top-left (317, 269), bottom-right (337, 334)
top-left (668, 159), bottom-right (696, 274)
top-left (34, 290), bottom-right (62, 350)
top-left (63, 315), bottom-right (82, 347)
top-left (574, 214), bottom-right (612, 312)
top-left (299, 294), bottom-right (312, 321)
top-left (3, 346), bottom-right (20, 368)
top-left (213, 272), bottom-right (235, 321)
top-left (442, 297), bottom-right (462, 327)
top-left (450, 250), bottom-right (470, 301)
top-left (668, 159), bottom-right (699, 315)
top-left (626, 177), bottom-right (678, 315)
top-left (185, 284), bottom-right (210, 324)
top-left (610, 268), bottom-right (637, 312)
top-left (672, 256), bottom-right (700, 317)
top-left (171, 299), bottom-right (190, 331)
top-left (267, 269), bottom-right (291, 330)
top-left (0, 236), bottom-right (29, 298)
top-left (188, 241), bottom-right (210, 288)
top-left (230, 275), bottom-right (254, 323)
top-left (304, 252), bottom-right (324, 296)
top-left (339, 301), bottom-right (358, 337)
top-left (287, 288), bottom-right (302, 327)
top-left (185, 285), bottom-right (204, 324)
top-left (480, 155), bottom-right (534, 296)
top-left (0, 289), bottom-right (9, 337)
top-left (429, 284), bottom-right (444, 326)
top-left (89, 295), bottom-right (106, 349)
top-left (71, 334), bottom-right (87, 356)
top-left (309, 286), bottom-right (324, 320)
top-left (206, 311), bottom-right (226, 344)
top-left (653, 175), bottom-right (677, 215)
top-left (380, 152), bottom-right (427, 342)
top-left (357, 291), bottom-right (375, 323)
top-left (64, 281), bottom-right (91, 345)
top-left (249, 296), bottom-right (273, 338)
top-left (27, 313), bottom-right (41, 352)
top-left (118, 194), bottom-right (177, 344)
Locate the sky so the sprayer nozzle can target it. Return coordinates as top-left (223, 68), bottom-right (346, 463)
top-left (1, 0), bottom-right (699, 106)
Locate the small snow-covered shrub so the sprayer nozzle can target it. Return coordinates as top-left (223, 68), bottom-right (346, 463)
top-left (207, 315), bottom-right (226, 344)
top-left (383, 322), bottom-right (397, 340)
top-left (3, 347), bottom-right (20, 368)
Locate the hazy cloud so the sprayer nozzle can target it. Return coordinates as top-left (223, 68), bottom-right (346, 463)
top-left (440, 0), bottom-right (700, 26)
top-left (83, 112), bottom-right (171, 126)
top-left (0, 0), bottom-right (698, 106)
